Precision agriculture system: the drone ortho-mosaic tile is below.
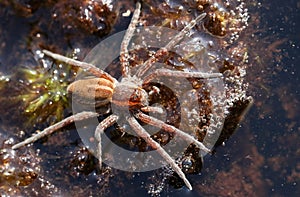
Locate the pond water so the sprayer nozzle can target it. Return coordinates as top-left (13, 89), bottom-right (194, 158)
top-left (0, 0), bottom-right (299, 196)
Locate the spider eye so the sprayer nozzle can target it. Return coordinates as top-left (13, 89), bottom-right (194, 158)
top-left (130, 89), bottom-right (140, 101)
top-left (128, 89), bottom-right (148, 107)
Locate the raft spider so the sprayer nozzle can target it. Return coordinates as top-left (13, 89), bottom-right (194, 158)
top-left (12, 2), bottom-right (222, 190)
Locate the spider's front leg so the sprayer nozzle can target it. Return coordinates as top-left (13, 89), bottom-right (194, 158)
top-left (127, 116), bottom-right (193, 190)
top-left (136, 13), bottom-right (207, 78)
top-left (143, 68), bottom-right (223, 84)
top-left (120, 2), bottom-right (141, 77)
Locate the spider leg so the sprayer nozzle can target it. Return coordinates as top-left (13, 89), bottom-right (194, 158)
top-left (120, 2), bottom-right (141, 77)
top-left (42, 50), bottom-right (117, 83)
top-left (12, 111), bottom-right (99, 150)
top-left (94, 114), bottom-right (119, 169)
top-left (143, 68), bottom-right (222, 84)
top-left (135, 112), bottom-right (211, 153)
top-left (141, 106), bottom-right (164, 114)
top-left (127, 116), bottom-right (193, 190)
top-left (136, 13), bottom-right (207, 78)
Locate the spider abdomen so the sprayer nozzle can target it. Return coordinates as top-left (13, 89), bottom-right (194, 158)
top-left (67, 77), bottom-right (114, 106)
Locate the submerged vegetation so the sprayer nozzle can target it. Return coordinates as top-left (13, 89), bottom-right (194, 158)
top-left (0, 0), bottom-right (254, 195)
top-left (0, 53), bottom-right (78, 127)
top-left (1, 0), bottom-right (297, 196)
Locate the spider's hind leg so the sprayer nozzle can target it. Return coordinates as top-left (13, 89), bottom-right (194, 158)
top-left (94, 114), bottom-right (119, 169)
top-left (42, 50), bottom-right (116, 83)
top-left (12, 111), bottom-right (99, 150)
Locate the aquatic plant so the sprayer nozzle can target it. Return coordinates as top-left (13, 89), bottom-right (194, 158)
top-left (0, 52), bottom-right (78, 127)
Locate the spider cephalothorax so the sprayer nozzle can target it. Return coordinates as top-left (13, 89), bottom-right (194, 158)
top-left (12, 2), bottom-right (223, 190)
top-left (112, 77), bottom-right (149, 109)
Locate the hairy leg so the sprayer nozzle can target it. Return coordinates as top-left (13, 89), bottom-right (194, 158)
top-left (141, 106), bottom-right (164, 114)
top-left (12, 111), bottom-right (99, 150)
top-left (42, 50), bottom-right (117, 83)
top-left (143, 68), bottom-right (222, 84)
top-left (94, 114), bottom-right (119, 169)
top-left (127, 116), bottom-right (193, 190)
top-left (136, 13), bottom-right (207, 78)
top-left (120, 2), bottom-right (141, 77)
top-left (135, 112), bottom-right (211, 153)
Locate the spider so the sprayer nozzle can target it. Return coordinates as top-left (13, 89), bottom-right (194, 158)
top-left (12, 2), bottom-right (222, 190)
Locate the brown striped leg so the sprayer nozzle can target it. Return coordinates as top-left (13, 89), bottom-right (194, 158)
top-left (127, 116), bottom-right (193, 190)
top-left (135, 112), bottom-right (211, 153)
top-left (94, 114), bottom-right (119, 169)
top-left (12, 111), bottom-right (99, 150)
top-left (42, 50), bottom-right (117, 83)
top-left (143, 68), bottom-right (222, 84)
top-left (136, 13), bottom-right (207, 78)
top-left (120, 2), bottom-right (141, 77)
